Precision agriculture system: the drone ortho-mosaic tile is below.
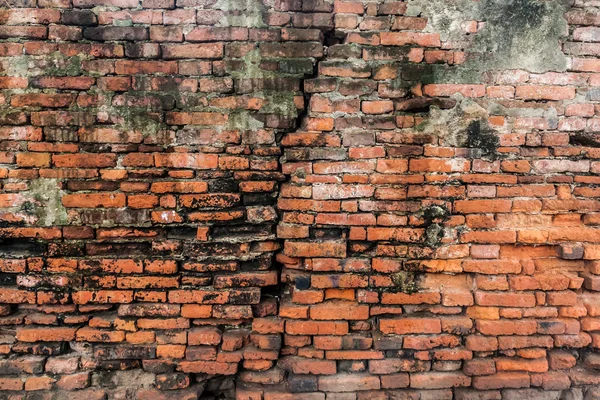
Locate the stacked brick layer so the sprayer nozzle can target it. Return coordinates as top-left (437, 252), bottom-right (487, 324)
top-left (1, 0), bottom-right (600, 399)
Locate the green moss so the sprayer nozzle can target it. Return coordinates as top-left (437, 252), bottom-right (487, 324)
top-left (427, 66), bottom-right (485, 85)
top-left (260, 92), bottom-right (298, 120)
top-left (47, 54), bottom-right (82, 76)
top-left (424, 224), bottom-right (444, 248)
top-left (99, 105), bottom-right (164, 139)
top-left (414, 97), bottom-right (498, 151)
top-left (391, 271), bottom-right (419, 294)
top-left (6, 52), bottom-right (86, 77)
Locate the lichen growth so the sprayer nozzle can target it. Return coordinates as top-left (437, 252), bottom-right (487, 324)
top-left (227, 111), bottom-right (265, 132)
top-left (215, 0), bottom-right (266, 28)
top-left (225, 49), bottom-right (303, 132)
top-left (6, 52), bottom-right (85, 77)
top-left (97, 104), bottom-right (164, 139)
top-left (27, 178), bottom-right (68, 227)
top-left (391, 271), bottom-right (419, 294)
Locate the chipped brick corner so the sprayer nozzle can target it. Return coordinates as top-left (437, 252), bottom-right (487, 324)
top-left (1, 0), bottom-right (600, 399)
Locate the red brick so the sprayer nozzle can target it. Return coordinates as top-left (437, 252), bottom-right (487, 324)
top-left (495, 357), bottom-right (548, 373)
top-left (188, 327), bottom-right (221, 346)
top-left (310, 300), bottom-right (369, 320)
top-left (62, 193), bottom-right (126, 208)
top-left (410, 372), bottom-right (471, 389)
top-left (515, 86), bottom-right (576, 100)
top-left (473, 373), bottom-right (530, 390)
top-left (379, 318), bottom-right (441, 334)
top-left (17, 327), bottom-right (77, 342)
top-left (477, 320), bottom-right (537, 336)
top-left (318, 373), bottom-right (380, 392)
top-left (380, 32), bottom-right (440, 47)
top-left (279, 356), bottom-right (337, 375)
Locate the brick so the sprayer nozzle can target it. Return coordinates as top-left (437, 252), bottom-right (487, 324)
top-left (115, 60), bottom-right (177, 74)
top-left (472, 373), bottom-right (530, 390)
top-left (380, 32), bottom-right (440, 47)
top-left (423, 84), bottom-right (485, 97)
top-left (515, 86), bottom-right (576, 100)
top-left (177, 361), bottom-right (237, 375)
top-left (284, 241), bottom-right (346, 258)
top-left (53, 154), bottom-right (116, 168)
top-left (84, 27), bottom-right (148, 41)
top-left (463, 260), bottom-right (521, 274)
top-left (318, 374), bottom-right (380, 392)
top-left (474, 292), bottom-right (536, 307)
top-left (286, 321), bottom-right (348, 335)
top-left (188, 327), bottom-right (221, 345)
top-left (495, 357), bottom-right (548, 373)
top-left (76, 327), bottom-right (125, 342)
top-left (17, 327), bottom-right (77, 342)
top-left (154, 153), bottom-right (218, 169)
top-left (410, 372), bottom-right (471, 389)
top-left (162, 44), bottom-right (224, 59)
top-left (279, 356), bottom-right (337, 375)
top-left (379, 318), bottom-right (441, 334)
top-left (62, 193), bottom-right (126, 208)
top-left (310, 301), bottom-right (369, 320)
top-left (477, 320), bottom-right (537, 336)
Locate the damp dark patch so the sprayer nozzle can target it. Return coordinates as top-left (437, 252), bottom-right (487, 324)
top-left (571, 133), bottom-right (600, 148)
top-left (295, 276), bottom-right (311, 290)
top-left (467, 120), bottom-right (499, 160)
top-left (396, 97), bottom-right (457, 113)
top-left (0, 240), bottom-right (46, 257)
top-left (419, 205), bottom-right (450, 249)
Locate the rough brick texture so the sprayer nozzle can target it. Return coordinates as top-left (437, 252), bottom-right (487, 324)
top-left (1, 0), bottom-right (600, 398)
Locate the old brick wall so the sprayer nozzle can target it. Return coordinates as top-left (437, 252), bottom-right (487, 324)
top-left (2, 0), bottom-right (600, 398)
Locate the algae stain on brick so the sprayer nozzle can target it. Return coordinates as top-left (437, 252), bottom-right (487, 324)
top-left (107, 105), bottom-right (164, 139)
top-left (27, 178), bottom-right (68, 227)
top-left (226, 49), bottom-right (299, 132)
top-left (216, 0), bottom-right (265, 28)
top-left (409, 0), bottom-right (569, 76)
top-left (7, 52), bottom-right (86, 77)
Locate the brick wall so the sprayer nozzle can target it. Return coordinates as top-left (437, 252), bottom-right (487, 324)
top-left (1, 0), bottom-right (600, 398)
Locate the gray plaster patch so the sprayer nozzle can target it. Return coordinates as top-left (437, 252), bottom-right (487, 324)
top-left (415, 96), bottom-right (490, 146)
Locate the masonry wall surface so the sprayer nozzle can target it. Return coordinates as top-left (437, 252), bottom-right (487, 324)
top-left (1, 0), bottom-right (600, 398)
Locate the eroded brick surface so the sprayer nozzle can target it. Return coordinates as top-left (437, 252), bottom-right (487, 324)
top-left (0, 0), bottom-right (600, 398)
